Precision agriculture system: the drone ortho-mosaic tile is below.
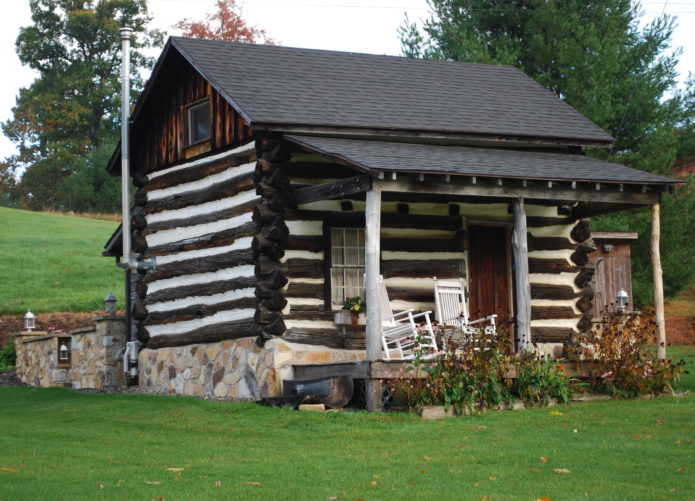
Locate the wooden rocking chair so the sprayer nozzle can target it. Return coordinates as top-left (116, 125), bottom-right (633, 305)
top-left (433, 277), bottom-right (497, 343)
top-left (379, 276), bottom-right (438, 360)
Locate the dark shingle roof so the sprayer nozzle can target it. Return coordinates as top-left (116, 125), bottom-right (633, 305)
top-left (169, 37), bottom-right (613, 144)
top-left (284, 135), bottom-right (678, 185)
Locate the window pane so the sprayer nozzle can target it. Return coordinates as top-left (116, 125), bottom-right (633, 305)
top-left (345, 269), bottom-right (362, 299)
top-left (188, 102), bottom-right (211, 144)
top-left (331, 268), bottom-right (345, 306)
top-left (331, 228), bottom-right (344, 265)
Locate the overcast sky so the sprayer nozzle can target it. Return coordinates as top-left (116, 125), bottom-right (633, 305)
top-left (1, 0), bottom-right (693, 160)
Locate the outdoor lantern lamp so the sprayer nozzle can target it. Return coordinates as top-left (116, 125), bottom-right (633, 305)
top-left (59, 342), bottom-right (69, 362)
top-left (24, 310), bottom-right (36, 331)
top-left (105, 292), bottom-right (117, 315)
top-left (616, 288), bottom-right (629, 313)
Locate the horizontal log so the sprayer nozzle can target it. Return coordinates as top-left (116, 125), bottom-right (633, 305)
top-left (262, 315), bottom-right (286, 336)
top-left (283, 328), bottom-right (346, 350)
top-left (574, 268), bottom-right (595, 288)
top-left (137, 323), bottom-right (150, 343)
top-left (577, 313), bottom-right (593, 332)
top-left (570, 248), bottom-right (590, 266)
top-left (526, 216), bottom-right (572, 227)
top-left (382, 259), bottom-right (463, 279)
top-left (529, 235), bottom-right (574, 251)
top-left (529, 258), bottom-right (581, 274)
top-left (577, 238), bottom-right (597, 253)
top-left (133, 232), bottom-right (148, 253)
top-left (530, 284), bottom-right (575, 300)
top-left (258, 217), bottom-right (289, 243)
top-left (146, 174), bottom-right (254, 214)
top-left (145, 222), bottom-right (256, 255)
top-left (293, 174), bottom-right (371, 205)
top-left (284, 210), bottom-right (461, 231)
top-left (135, 189), bottom-right (147, 207)
top-left (143, 199), bottom-right (257, 235)
top-left (531, 327), bottom-right (574, 343)
top-left (256, 137), bottom-right (290, 162)
top-left (145, 320), bottom-right (258, 349)
top-left (381, 237), bottom-right (464, 253)
top-left (145, 277), bottom-right (257, 305)
top-left (136, 279), bottom-right (148, 299)
top-left (132, 213), bottom-right (147, 231)
top-left (133, 172), bottom-right (149, 188)
top-left (286, 235), bottom-right (323, 252)
top-left (257, 270), bottom-right (288, 290)
top-left (570, 219), bottom-right (590, 243)
top-left (255, 255), bottom-right (281, 277)
top-left (133, 299), bottom-right (148, 320)
top-left (252, 203), bottom-right (284, 224)
top-left (252, 234), bottom-right (285, 260)
top-left (144, 149), bottom-right (256, 193)
top-left (285, 282), bottom-right (322, 301)
top-left (281, 258), bottom-right (325, 279)
top-left (254, 305), bottom-right (282, 324)
top-left (576, 296), bottom-right (593, 313)
top-left (531, 306), bottom-right (578, 320)
top-left (145, 297), bottom-right (257, 325)
top-left (284, 310), bottom-right (336, 322)
top-left (258, 295), bottom-right (288, 312)
top-left (144, 249), bottom-right (255, 283)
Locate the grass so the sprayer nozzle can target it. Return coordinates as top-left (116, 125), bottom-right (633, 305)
top-left (666, 282), bottom-right (695, 317)
top-left (0, 207), bottom-right (123, 314)
top-left (1, 347), bottom-right (694, 501)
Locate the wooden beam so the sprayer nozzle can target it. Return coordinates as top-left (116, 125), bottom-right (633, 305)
top-left (365, 182), bottom-right (382, 411)
top-left (292, 174), bottom-right (372, 205)
top-left (379, 178), bottom-right (660, 206)
top-left (512, 198), bottom-right (532, 351)
top-left (652, 203), bottom-right (667, 360)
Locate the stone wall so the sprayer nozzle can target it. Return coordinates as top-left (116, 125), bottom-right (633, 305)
top-left (139, 337), bottom-right (365, 399)
top-left (69, 316), bottom-right (126, 390)
top-left (16, 334), bottom-right (72, 387)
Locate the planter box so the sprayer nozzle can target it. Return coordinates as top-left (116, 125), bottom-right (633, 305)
top-left (333, 311), bottom-right (366, 326)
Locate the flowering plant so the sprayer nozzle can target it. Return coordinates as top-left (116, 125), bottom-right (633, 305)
top-left (342, 297), bottom-right (366, 315)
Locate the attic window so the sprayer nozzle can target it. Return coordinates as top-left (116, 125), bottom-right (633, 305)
top-left (185, 99), bottom-right (211, 146)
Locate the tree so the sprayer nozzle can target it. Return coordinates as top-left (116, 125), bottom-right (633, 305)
top-left (2, 0), bottom-right (163, 210)
top-left (175, 0), bottom-right (274, 44)
top-left (400, 1), bottom-right (695, 304)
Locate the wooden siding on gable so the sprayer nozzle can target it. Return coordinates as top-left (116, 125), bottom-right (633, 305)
top-left (131, 50), bottom-right (252, 174)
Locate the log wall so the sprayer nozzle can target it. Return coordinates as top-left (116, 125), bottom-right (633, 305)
top-left (279, 154), bottom-right (596, 352)
top-left (134, 141), bottom-right (260, 349)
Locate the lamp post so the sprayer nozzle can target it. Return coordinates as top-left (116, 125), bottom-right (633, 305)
top-left (616, 288), bottom-right (629, 313)
top-left (24, 310), bottom-right (36, 331)
top-left (105, 293), bottom-right (117, 315)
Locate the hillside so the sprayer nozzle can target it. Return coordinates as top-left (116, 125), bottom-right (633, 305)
top-left (0, 207), bottom-right (124, 314)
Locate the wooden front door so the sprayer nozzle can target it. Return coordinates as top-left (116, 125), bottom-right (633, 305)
top-left (467, 225), bottom-right (512, 333)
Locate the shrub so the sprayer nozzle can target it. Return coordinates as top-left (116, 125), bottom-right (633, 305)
top-left (391, 330), bottom-right (575, 414)
top-left (576, 311), bottom-right (686, 397)
top-left (0, 338), bottom-right (16, 369)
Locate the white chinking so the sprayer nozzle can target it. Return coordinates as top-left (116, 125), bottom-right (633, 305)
top-left (145, 212), bottom-right (253, 248)
top-left (147, 190), bottom-right (259, 224)
top-left (147, 265), bottom-right (255, 294)
top-left (147, 309), bottom-right (256, 337)
top-left (147, 162), bottom-right (255, 201)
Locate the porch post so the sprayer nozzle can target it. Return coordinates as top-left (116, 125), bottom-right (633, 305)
top-left (365, 182), bottom-right (383, 411)
top-left (651, 203), bottom-right (667, 360)
top-left (512, 197), bottom-right (532, 351)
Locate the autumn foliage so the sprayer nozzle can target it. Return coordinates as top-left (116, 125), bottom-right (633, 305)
top-left (175, 0), bottom-right (274, 44)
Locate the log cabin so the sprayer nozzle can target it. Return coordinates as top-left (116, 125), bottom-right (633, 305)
top-left (104, 37), bottom-right (680, 405)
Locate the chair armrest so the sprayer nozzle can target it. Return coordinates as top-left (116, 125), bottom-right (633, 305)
top-left (468, 314), bottom-right (497, 325)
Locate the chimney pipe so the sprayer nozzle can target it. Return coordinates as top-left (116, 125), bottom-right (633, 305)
top-left (120, 26), bottom-right (133, 267)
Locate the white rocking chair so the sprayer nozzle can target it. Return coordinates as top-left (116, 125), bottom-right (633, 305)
top-left (433, 277), bottom-right (497, 342)
top-left (379, 275), bottom-right (438, 360)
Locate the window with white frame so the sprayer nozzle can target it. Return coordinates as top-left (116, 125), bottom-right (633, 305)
top-left (330, 227), bottom-right (365, 308)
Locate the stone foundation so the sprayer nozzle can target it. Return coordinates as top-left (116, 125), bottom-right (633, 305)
top-left (69, 316), bottom-right (126, 390)
top-left (139, 337), bottom-right (365, 399)
top-left (16, 334), bottom-right (72, 387)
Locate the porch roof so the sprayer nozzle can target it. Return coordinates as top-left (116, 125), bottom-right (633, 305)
top-left (285, 135), bottom-right (679, 186)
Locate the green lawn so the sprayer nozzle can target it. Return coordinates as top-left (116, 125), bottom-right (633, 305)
top-left (1, 348), bottom-right (694, 501)
top-left (0, 207), bottom-right (123, 314)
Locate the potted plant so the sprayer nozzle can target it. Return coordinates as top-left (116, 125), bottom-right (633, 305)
top-left (342, 297), bottom-right (366, 330)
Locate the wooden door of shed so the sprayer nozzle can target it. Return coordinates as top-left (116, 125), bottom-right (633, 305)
top-left (467, 225), bottom-right (512, 334)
